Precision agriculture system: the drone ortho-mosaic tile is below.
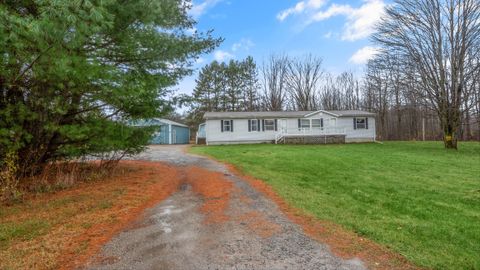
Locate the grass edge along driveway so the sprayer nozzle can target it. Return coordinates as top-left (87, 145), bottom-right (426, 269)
top-left (190, 142), bottom-right (480, 270)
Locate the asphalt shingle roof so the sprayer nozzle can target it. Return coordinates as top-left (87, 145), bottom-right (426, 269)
top-left (204, 110), bottom-right (375, 119)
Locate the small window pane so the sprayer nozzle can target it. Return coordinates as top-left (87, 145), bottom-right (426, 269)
top-left (223, 120), bottom-right (231, 131)
top-left (300, 119), bottom-right (310, 128)
top-left (312, 119), bottom-right (322, 128)
top-left (265, 119), bottom-right (275, 131)
top-left (251, 119), bottom-right (258, 131)
top-left (356, 118), bottom-right (366, 129)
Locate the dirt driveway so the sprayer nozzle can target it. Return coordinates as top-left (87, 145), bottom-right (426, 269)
top-left (85, 145), bottom-right (365, 270)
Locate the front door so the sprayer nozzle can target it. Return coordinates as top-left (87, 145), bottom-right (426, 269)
top-left (330, 118), bottom-right (336, 127)
top-left (279, 119), bottom-right (287, 132)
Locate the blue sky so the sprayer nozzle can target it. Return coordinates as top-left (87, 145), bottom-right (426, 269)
top-left (176, 0), bottom-right (387, 96)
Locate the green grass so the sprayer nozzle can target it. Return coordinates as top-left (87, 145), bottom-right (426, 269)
top-left (190, 142), bottom-right (480, 270)
top-left (0, 219), bottom-right (51, 247)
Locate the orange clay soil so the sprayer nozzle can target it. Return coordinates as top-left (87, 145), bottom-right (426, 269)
top-left (185, 166), bottom-right (233, 224)
top-left (224, 163), bottom-right (420, 270)
top-left (0, 161), bottom-right (181, 270)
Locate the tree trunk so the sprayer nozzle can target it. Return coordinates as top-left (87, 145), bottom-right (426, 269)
top-left (441, 115), bottom-right (459, 149)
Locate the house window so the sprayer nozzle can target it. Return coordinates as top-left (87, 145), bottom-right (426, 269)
top-left (300, 119), bottom-right (310, 129)
top-left (222, 120), bottom-right (233, 132)
top-left (355, 117), bottom-right (367, 129)
top-left (264, 119), bottom-right (275, 131)
top-left (251, 119), bottom-right (259, 131)
top-left (311, 119), bottom-right (322, 128)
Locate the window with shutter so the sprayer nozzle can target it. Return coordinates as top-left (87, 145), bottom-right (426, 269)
top-left (311, 119), bottom-right (322, 128)
top-left (250, 119), bottom-right (259, 131)
top-left (223, 120), bottom-right (231, 132)
top-left (355, 117), bottom-right (367, 129)
top-left (300, 119), bottom-right (310, 129)
top-left (264, 119), bottom-right (275, 131)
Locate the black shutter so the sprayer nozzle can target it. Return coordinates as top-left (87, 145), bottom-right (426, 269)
top-left (230, 120), bottom-right (234, 132)
top-left (353, 117), bottom-right (357, 130)
top-left (298, 119), bottom-right (301, 128)
top-left (274, 119), bottom-right (278, 131)
top-left (248, 120), bottom-right (251, 132)
top-left (221, 120), bottom-right (224, 132)
top-left (321, 118), bottom-right (324, 128)
top-left (366, 118), bottom-right (369, 129)
top-left (262, 119), bottom-right (265, 131)
top-left (257, 119), bottom-right (261, 132)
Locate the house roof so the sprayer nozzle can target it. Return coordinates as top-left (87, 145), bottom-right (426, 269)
top-left (203, 110), bottom-right (375, 119)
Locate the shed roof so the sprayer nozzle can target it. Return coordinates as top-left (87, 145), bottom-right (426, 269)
top-left (131, 118), bottom-right (188, 128)
top-left (155, 118), bottom-right (188, 128)
top-left (204, 110), bottom-right (375, 119)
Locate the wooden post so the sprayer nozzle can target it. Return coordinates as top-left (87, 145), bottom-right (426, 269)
top-left (422, 117), bottom-right (425, 141)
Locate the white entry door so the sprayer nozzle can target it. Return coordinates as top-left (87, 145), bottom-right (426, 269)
top-left (330, 118), bottom-right (336, 127)
top-left (279, 119), bottom-right (287, 132)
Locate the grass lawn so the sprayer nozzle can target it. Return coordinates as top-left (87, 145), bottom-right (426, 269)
top-left (190, 142), bottom-right (480, 270)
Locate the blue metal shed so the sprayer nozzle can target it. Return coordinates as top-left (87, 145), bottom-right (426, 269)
top-left (132, 118), bottom-right (190, 145)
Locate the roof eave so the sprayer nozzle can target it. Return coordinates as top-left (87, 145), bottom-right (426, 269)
top-left (304, 110), bottom-right (340, 118)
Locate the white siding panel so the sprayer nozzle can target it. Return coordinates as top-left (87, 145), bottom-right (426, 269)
top-left (337, 117), bottom-right (376, 142)
top-left (206, 119), bottom-right (277, 144)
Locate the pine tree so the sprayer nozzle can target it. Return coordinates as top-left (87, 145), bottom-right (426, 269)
top-left (0, 0), bottom-right (221, 177)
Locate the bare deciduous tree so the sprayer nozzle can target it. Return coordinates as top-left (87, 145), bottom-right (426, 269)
top-left (261, 55), bottom-right (289, 111)
top-left (373, 0), bottom-right (480, 149)
top-left (285, 54), bottom-right (323, 111)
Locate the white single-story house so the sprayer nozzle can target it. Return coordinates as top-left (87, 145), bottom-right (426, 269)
top-left (198, 110), bottom-right (376, 145)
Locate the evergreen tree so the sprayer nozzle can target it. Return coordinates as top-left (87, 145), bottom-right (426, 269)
top-left (0, 0), bottom-right (221, 177)
top-left (188, 56), bottom-right (259, 129)
top-left (242, 56), bottom-right (260, 111)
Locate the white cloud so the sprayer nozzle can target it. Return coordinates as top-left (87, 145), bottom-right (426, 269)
top-left (310, 4), bottom-right (353, 21)
top-left (232, 38), bottom-right (255, 52)
top-left (349, 46), bottom-right (379, 64)
top-left (279, 0), bottom-right (386, 41)
top-left (189, 0), bottom-right (223, 18)
top-left (323, 31), bottom-right (333, 39)
top-left (341, 0), bottom-right (386, 41)
top-left (277, 0), bottom-right (327, 21)
top-left (309, 0), bottom-right (386, 41)
top-left (214, 50), bottom-right (234, 62)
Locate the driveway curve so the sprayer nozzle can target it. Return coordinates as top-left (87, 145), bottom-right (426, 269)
top-left (85, 145), bottom-right (365, 270)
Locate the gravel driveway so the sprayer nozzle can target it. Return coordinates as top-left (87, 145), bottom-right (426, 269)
top-left (85, 145), bottom-right (365, 270)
